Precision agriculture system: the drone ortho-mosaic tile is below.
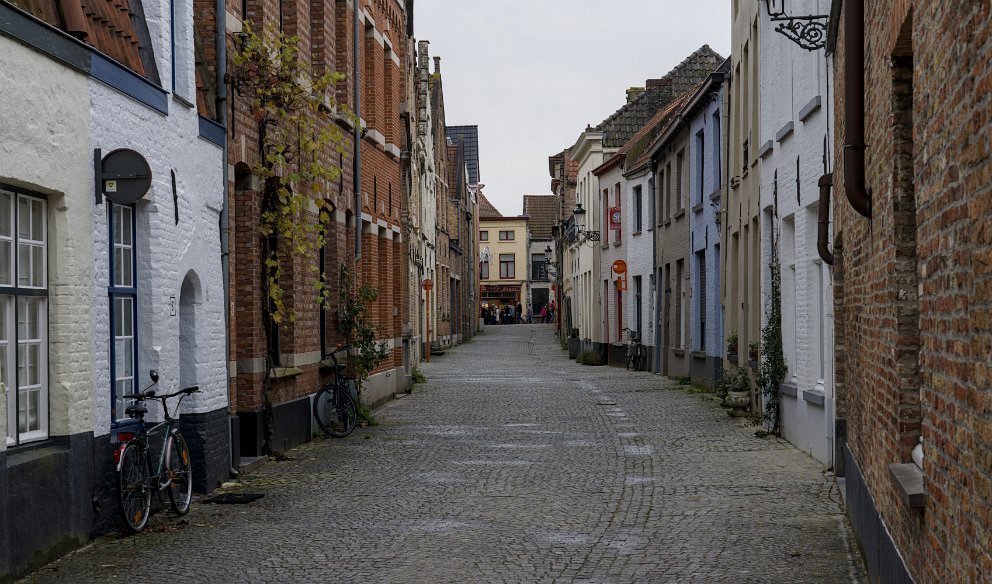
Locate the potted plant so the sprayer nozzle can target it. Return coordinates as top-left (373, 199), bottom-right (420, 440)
top-left (568, 328), bottom-right (581, 359)
top-left (727, 332), bottom-right (739, 364)
top-left (749, 341), bottom-right (760, 365)
top-left (720, 367), bottom-right (751, 414)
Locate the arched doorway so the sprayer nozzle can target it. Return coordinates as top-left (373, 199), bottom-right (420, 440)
top-left (179, 271), bottom-right (201, 391)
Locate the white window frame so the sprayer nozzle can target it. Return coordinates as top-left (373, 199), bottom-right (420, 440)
top-left (3, 189), bottom-right (49, 446)
top-left (110, 204), bottom-right (139, 425)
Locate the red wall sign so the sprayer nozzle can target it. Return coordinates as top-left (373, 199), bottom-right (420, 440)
top-left (609, 207), bottom-right (621, 231)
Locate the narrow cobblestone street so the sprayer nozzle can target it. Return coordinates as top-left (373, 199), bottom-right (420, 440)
top-left (23, 325), bottom-right (865, 583)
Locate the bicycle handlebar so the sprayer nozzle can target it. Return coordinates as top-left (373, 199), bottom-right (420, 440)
top-left (124, 386), bottom-right (199, 401)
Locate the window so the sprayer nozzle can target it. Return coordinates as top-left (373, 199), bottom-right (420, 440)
top-left (531, 254), bottom-right (547, 281)
top-left (3, 189), bottom-right (48, 445)
top-left (110, 204), bottom-right (138, 424)
top-left (498, 230), bottom-right (514, 241)
top-left (665, 162), bottom-right (672, 220)
top-left (633, 275), bottom-right (642, 337)
top-left (697, 251), bottom-right (706, 350)
top-left (479, 230), bottom-right (488, 241)
top-left (712, 110), bottom-right (722, 189)
top-left (480, 259), bottom-right (490, 280)
top-left (499, 253), bottom-right (515, 279)
top-left (675, 259), bottom-right (684, 349)
top-left (633, 185), bottom-right (643, 232)
top-left (603, 188), bottom-right (610, 245)
top-left (614, 183), bottom-right (622, 242)
top-left (676, 149), bottom-right (685, 211)
top-left (696, 129), bottom-right (706, 204)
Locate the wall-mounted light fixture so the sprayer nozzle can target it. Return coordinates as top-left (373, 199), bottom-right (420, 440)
top-left (760, 0), bottom-right (829, 51)
top-left (572, 203), bottom-right (600, 244)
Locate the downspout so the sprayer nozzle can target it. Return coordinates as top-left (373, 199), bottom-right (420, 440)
top-left (648, 166), bottom-right (658, 372)
top-left (817, 173), bottom-right (835, 265)
top-left (842, 0), bottom-right (871, 218)
top-left (353, 0), bottom-right (362, 260)
top-left (215, 0), bottom-right (234, 473)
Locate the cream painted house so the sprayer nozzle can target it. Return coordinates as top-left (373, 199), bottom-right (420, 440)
top-left (478, 215), bottom-right (529, 319)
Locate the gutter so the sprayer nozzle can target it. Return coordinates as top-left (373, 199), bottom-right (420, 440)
top-left (842, 0), bottom-right (872, 218)
top-left (353, 1), bottom-right (362, 260)
top-left (215, 0), bottom-right (234, 473)
top-left (817, 173), bottom-right (835, 265)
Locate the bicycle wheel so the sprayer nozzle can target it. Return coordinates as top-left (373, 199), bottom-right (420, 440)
top-left (166, 431), bottom-right (193, 515)
top-left (116, 441), bottom-right (152, 533)
top-left (313, 384), bottom-right (358, 437)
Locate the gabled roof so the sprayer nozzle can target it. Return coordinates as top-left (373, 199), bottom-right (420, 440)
top-left (478, 192), bottom-right (503, 218)
top-left (522, 195), bottom-right (557, 240)
top-left (446, 126), bottom-right (480, 185)
top-left (594, 45), bottom-right (723, 149)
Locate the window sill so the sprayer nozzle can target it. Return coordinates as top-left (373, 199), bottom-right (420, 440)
top-left (664, 219), bottom-right (672, 227)
top-left (780, 382), bottom-right (798, 398)
top-left (672, 348), bottom-right (685, 357)
top-left (269, 367), bottom-right (304, 380)
top-left (802, 389), bottom-right (826, 407)
top-left (692, 202), bottom-right (705, 214)
top-left (632, 230), bottom-right (642, 236)
top-left (675, 210), bottom-right (686, 220)
top-left (888, 463), bottom-right (926, 508)
top-left (613, 241), bottom-right (622, 247)
top-left (691, 350), bottom-right (706, 359)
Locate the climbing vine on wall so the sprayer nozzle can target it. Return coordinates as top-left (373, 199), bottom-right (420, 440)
top-left (234, 22), bottom-right (349, 328)
top-left (337, 265), bottom-right (390, 391)
top-left (757, 230), bottom-right (787, 434)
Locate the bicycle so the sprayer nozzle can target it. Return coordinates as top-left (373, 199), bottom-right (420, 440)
top-left (623, 327), bottom-right (646, 371)
top-left (313, 344), bottom-right (359, 437)
top-left (114, 369), bottom-right (199, 533)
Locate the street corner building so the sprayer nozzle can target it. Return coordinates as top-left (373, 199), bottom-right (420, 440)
top-left (827, 0), bottom-right (992, 581)
top-left (0, 0), bottom-right (227, 576)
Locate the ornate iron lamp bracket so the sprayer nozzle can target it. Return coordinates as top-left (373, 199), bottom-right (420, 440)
top-left (771, 14), bottom-right (829, 51)
top-left (762, 0), bottom-right (828, 51)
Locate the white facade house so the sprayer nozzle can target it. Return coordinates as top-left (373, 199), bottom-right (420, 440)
top-left (595, 163), bottom-right (627, 361)
top-left (0, 0), bottom-right (226, 572)
top-left (568, 130), bottom-right (604, 352)
top-left (622, 169), bottom-right (656, 367)
top-left (757, 0), bottom-right (835, 466)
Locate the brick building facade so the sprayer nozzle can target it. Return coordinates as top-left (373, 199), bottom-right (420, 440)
top-left (828, 1), bottom-right (992, 581)
top-left (226, 0), bottom-right (412, 458)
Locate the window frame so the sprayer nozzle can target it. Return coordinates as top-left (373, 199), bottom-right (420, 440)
top-left (2, 187), bottom-right (50, 446)
top-left (530, 253), bottom-right (547, 282)
top-left (479, 230), bottom-right (488, 241)
top-left (498, 230), bottom-right (514, 241)
top-left (499, 253), bottom-right (515, 279)
top-left (109, 203), bottom-right (139, 427)
top-left (480, 259), bottom-right (490, 280)
top-left (633, 185), bottom-right (643, 232)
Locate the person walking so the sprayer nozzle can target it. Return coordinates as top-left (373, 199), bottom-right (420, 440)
top-left (516, 302), bottom-right (523, 324)
top-left (495, 306), bottom-right (501, 325)
top-left (540, 305), bottom-right (547, 323)
top-left (508, 304), bottom-right (515, 324)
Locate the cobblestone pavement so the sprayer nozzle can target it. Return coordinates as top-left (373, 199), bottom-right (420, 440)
top-left (23, 325), bottom-right (866, 583)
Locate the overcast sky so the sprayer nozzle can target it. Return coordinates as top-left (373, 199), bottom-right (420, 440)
top-left (415, 0), bottom-right (732, 216)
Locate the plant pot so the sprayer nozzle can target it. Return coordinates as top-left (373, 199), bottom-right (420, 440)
top-left (568, 337), bottom-right (580, 359)
top-left (728, 352), bottom-right (738, 365)
top-left (723, 390), bottom-right (750, 410)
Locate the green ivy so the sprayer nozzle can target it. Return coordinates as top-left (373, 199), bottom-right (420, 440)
top-left (337, 265), bottom-right (390, 392)
top-left (757, 233), bottom-right (787, 434)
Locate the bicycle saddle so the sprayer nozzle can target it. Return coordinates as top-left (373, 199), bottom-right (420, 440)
top-left (125, 402), bottom-right (148, 418)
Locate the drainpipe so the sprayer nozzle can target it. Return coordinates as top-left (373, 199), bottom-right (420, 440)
top-left (842, 0), bottom-right (871, 219)
top-left (215, 0), bottom-right (235, 473)
top-left (817, 173), bottom-right (834, 265)
top-left (353, 0), bottom-right (362, 260)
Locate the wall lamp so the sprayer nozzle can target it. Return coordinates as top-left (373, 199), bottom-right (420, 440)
top-left (572, 203), bottom-right (600, 244)
top-left (760, 0), bottom-right (829, 51)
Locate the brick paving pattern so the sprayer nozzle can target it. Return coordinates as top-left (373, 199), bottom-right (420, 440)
top-left (22, 325), bottom-right (866, 583)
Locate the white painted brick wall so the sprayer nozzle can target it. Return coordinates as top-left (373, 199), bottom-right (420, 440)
top-left (599, 165), bottom-right (624, 345)
top-left (90, 1), bottom-right (226, 436)
top-left (0, 38), bottom-right (95, 444)
top-left (624, 172), bottom-right (654, 349)
top-left (758, 0), bottom-right (835, 464)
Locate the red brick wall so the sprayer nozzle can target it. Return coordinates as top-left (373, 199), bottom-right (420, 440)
top-left (227, 0), bottom-right (409, 417)
top-left (832, 2), bottom-right (992, 581)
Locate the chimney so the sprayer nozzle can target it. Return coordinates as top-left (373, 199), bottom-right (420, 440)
top-left (433, 56), bottom-right (441, 75)
top-left (626, 87), bottom-right (645, 102)
top-left (418, 40), bottom-right (430, 71)
top-left (645, 78), bottom-right (672, 90)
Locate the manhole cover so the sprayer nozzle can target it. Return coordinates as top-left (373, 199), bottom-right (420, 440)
top-left (203, 493), bottom-right (265, 504)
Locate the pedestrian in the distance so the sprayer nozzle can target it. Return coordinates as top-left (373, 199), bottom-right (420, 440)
top-left (508, 304), bottom-right (515, 324)
top-left (540, 305), bottom-right (547, 323)
top-left (495, 306), bottom-right (501, 325)
top-left (516, 302), bottom-right (523, 324)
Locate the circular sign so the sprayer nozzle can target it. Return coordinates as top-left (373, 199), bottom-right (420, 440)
top-left (612, 260), bottom-right (627, 274)
top-left (102, 149), bottom-right (152, 204)
top-left (422, 279), bottom-right (433, 291)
